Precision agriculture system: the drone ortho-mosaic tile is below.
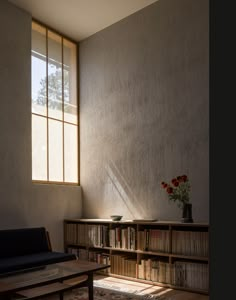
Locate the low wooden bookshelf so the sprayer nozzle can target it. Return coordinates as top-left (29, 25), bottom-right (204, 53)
top-left (63, 218), bottom-right (209, 295)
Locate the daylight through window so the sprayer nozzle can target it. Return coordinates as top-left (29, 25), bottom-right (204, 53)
top-left (31, 21), bottom-right (78, 184)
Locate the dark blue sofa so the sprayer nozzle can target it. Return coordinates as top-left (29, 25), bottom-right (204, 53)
top-left (0, 227), bottom-right (76, 275)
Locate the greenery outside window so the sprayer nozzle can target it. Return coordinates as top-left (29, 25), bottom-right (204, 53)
top-left (31, 21), bottom-right (78, 184)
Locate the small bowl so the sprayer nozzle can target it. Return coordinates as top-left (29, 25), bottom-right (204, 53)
top-left (110, 215), bottom-right (122, 221)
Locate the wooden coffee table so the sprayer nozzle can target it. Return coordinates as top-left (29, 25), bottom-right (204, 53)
top-left (0, 259), bottom-right (110, 300)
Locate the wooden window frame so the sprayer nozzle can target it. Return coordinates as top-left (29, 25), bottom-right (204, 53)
top-left (31, 19), bottom-right (80, 186)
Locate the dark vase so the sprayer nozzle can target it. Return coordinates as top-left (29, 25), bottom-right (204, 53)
top-left (181, 203), bottom-right (193, 223)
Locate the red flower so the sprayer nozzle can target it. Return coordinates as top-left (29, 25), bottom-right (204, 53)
top-left (161, 174), bottom-right (190, 208)
top-left (171, 178), bottom-right (177, 185)
top-left (173, 181), bottom-right (179, 187)
top-left (167, 187), bottom-right (173, 194)
top-left (161, 182), bottom-right (168, 188)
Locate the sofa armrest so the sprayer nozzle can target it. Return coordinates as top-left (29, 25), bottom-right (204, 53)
top-left (46, 231), bottom-right (52, 251)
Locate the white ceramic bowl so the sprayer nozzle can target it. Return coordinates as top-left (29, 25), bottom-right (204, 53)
top-left (110, 215), bottom-right (122, 221)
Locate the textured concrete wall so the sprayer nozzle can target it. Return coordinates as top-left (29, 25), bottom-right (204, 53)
top-left (79, 0), bottom-right (209, 222)
top-left (0, 0), bottom-right (82, 251)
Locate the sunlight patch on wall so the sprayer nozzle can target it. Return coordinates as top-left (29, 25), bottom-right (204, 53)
top-left (102, 159), bottom-right (149, 219)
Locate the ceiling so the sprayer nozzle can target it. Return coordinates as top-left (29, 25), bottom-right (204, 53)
top-left (8, 0), bottom-right (158, 42)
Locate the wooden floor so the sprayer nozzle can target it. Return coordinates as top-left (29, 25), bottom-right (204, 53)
top-left (38, 274), bottom-right (209, 300)
top-left (93, 274), bottom-right (209, 300)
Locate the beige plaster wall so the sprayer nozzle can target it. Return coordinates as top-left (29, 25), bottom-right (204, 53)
top-left (0, 0), bottom-right (82, 251)
top-left (79, 0), bottom-right (209, 222)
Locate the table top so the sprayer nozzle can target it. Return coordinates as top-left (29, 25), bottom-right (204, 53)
top-left (0, 259), bottom-right (110, 294)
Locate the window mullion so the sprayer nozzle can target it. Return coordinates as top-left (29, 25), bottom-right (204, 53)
top-left (62, 37), bottom-right (65, 182)
top-left (46, 28), bottom-right (49, 181)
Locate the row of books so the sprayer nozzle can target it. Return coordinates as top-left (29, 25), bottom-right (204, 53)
top-left (67, 247), bottom-right (208, 292)
top-left (138, 258), bottom-right (170, 283)
top-left (65, 223), bottom-right (78, 244)
top-left (172, 230), bottom-right (209, 257)
top-left (66, 223), bottom-right (110, 246)
top-left (65, 224), bottom-right (208, 257)
top-left (67, 247), bottom-right (111, 274)
top-left (172, 260), bottom-right (209, 291)
top-left (109, 227), bottom-right (136, 250)
top-left (137, 229), bottom-right (170, 253)
top-left (138, 258), bottom-right (208, 290)
top-left (66, 223), bottom-right (137, 250)
top-left (110, 254), bottom-right (137, 278)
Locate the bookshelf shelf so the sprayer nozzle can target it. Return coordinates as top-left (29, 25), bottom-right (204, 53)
top-left (170, 254), bottom-right (209, 261)
top-left (64, 218), bottom-right (209, 294)
top-left (136, 250), bottom-right (170, 256)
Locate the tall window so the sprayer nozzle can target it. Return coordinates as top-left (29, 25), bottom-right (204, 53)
top-left (31, 21), bottom-right (78, 184)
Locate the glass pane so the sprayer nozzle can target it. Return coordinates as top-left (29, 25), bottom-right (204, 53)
top-left (32, 115), bottom-right (47, 180)
top-left (31, 22), bottom-right (47, 116)
top-left (64, 124), bottom-right (78, 183)
top-left (48, 31), bottom-right (62, 120)
top-left (63, 39), bottom-right (77, 124)
top-left (49, 119), bottom-right (63, 181)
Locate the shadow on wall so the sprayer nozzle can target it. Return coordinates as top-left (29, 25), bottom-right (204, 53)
top-left (0, 208), bottom-right (27, 230)
top-left (103, 158), bottom-right (148, 219)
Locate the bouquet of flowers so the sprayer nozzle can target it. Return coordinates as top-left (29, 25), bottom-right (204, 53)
top-left (161, 175), bottom-right (190, 208)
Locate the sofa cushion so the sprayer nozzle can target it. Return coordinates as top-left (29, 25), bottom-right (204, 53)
top-left (0, 251), bottom-right (76, 275)
top-left (0, 227), bottom-right (50, 258)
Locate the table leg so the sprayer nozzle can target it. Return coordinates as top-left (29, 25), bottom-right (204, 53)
top-left (59, 292), bottom-right (63, 300)
top-left (0, 295), bottom-right (12, 300)
top-left (87, 273), bottom-right (93, 300)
